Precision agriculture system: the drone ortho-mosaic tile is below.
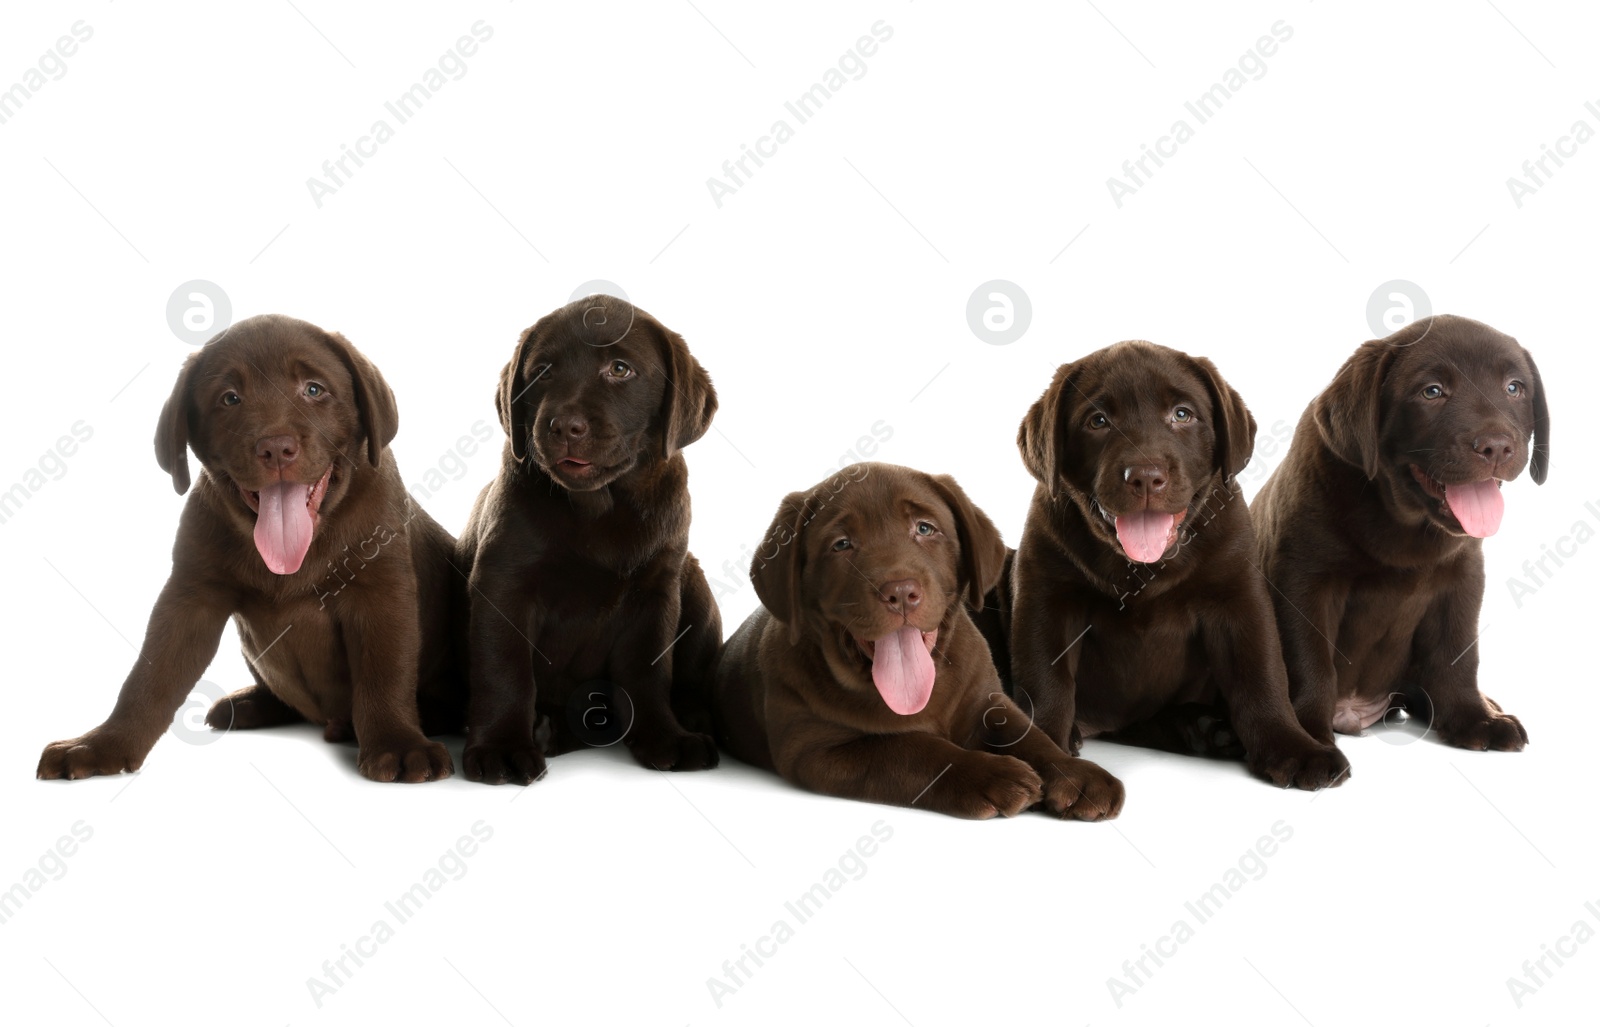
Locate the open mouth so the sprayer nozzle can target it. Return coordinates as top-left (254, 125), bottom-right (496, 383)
top-left (1096, 499), bottom-right (1188, 564)
top-left (849, 626), bottom-right (939, 716)
top-left (237, 465), bottom-right (333, 575)
top-left (1407, 465), bottom-right (1504, 538)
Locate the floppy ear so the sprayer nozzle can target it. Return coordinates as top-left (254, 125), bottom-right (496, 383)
top-left (1190, 355), bottom-right (1257, 481)
top-left (655, 321), bottom-right (717, 459)
top-left (1314, 339), bottom-right (1395, 480)
top-left (927, 473), bottom-right (1008, 612)
top-left (1017, 365), bottom-right (1070, 493)
top-left (154, 353), bottom-right (200, 495)
top-left (495, 326), bottom-right (538, 463)
top-left (1523, 346), bottom-right (1550, 485)
top-left (750, 490), bottom-right (809, 645)
top-left (322, 331), bottom-right (398, 467)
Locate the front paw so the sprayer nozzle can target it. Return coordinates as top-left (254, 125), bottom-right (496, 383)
top-left (463, 739), bottom-right (547, 785)
top-left (1436, 706), bottom-right (1528, 752)
top-left (945, 753), bottom-right (1043, 820)
top-left (1249, 742), bottom-right (1350, 790)
top-left (37, 727), bottom-right (149, 780)
top-left (359, 738), bottom-right (454, 783)
top-left (630, 729), bottom-right (720, 772)
top-left (1039, 758), bottom-right (1124, 821)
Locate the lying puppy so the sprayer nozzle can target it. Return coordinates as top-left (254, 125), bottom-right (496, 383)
top-left (714, 463), bottom-right (1123, 820)
top-left (459, 295), bottom-right (722, 784)
top-left (1253, 315), bottom-right (1549, 749)
top-left (986, 341), bottom-right (1348, 790)
top-left (38, 315), bottom-right (462, 782)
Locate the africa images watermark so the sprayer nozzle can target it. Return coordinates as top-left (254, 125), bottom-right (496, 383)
top-left (0, 821), bottom-right (94, 926)
top-left (306, 820), bottom-right (495, 1008)
top-left (705, 819), bottom-right (895, 1008)
top-left (305, 21), bottom-right (495, 208)
top-left (1504, 99), bottom-right (1600, 208)
top-left (1505, 898), bottom-right (1600, 1009)
top-left (1105, 20), bottom-right (1295, 208)
top-left (1106, 819), bottom-right (1294, 1008)
top-left (0, 421), bottom-right (94, 527)
top-left (0, 20), bottom-right (94, 127)
top-left (705, 20), bottom-right (895, 208)
top-left (1505, 498), bottom-right (1599, 609)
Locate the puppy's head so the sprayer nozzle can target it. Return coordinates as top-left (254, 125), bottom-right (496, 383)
top-left (495, 295), bottom-right (716, 491)
top-left (1017, 340), bottom-right (1255, 564)
top-left (1314, 314), bottom-right (1549, 538)
top-left (750, 463), bottom-right (1006, 717)
top-left (154, 314), bottom-right (397, 575)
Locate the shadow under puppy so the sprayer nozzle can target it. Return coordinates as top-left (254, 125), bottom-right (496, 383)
top-left (458, 295), bottom-right (722, 784)
top-left (1252, 314), bottom-right (1549, 750)
top-left (714, 462), bottom-right (1123, 820)
top-left (982, 341), bottom-right (1347, 790)
top-left (38, 315), bottom-right (463, 782)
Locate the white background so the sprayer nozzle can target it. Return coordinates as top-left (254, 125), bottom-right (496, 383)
top-left (2, 2), bottom-right (1596, 1024)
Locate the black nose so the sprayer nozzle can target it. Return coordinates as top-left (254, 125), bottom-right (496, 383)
top-left (1474, 433), bottom-right (1513, 466)
top-left (549, 414), bottom-right (589, 440)
top-left (878, 579), bottom-right (923, 612)
top-left (1124, 464), bottom-right (1168, 497)
top-left (256, 435), bottom-right (299, 471)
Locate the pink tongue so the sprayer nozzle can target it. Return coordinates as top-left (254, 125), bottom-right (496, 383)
top-left (870, 626), bottom-right (935, 715)
top-left (1115, 510), bottom-right (1175, 563)
top-left (254, 481), bottom-right (314, 574)
top-left (1446, 479), bottom-right (1504, 538)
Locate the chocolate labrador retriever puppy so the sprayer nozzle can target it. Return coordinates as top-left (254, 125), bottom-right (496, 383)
top-left (458, 295), bottom-right (721, 784)
top-left (714, 463), bottom-right (1124, 820)
top-left (1253, 315), bottom-right (1549, 749)
top-left (985, 341), bottom-right (1348, 790)
top-left (38, 315), bottom-right (462, 782)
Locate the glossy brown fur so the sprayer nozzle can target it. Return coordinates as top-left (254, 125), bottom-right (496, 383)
top-left (988, 341), bottom-right (1348, 790)
top-left (1252, 314), bottom-right (1549, 750)
top-left (458, 295), bottom-right (721, 784)
top-left (38, 314), bottom-right (463, 783)
top-left (714, 463), bottom-right (1124, 821)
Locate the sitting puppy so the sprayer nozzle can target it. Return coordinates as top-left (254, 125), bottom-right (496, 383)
top-left (38, 315), bottom-right (462, 782)
top-left (986, 341), bottom-right (1347, 790)
top-left (714, 462), bottom-right (1123, 821)
top-left (1252, 315), bottom-right (1549, 749)
top-left (459, 295), bottom-right (722, 784)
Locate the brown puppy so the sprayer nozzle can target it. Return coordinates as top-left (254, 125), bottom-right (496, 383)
top-left (1252, 315), bottom-right (1549, 749)
top-left (714, 463), bottom-right (1123, 821)
top-left (458, 295), bottom-right (721, 784)
top-left (986, 341), bottom-right (1347, 790)
top-left (37, 315), bottom-right (462, 782)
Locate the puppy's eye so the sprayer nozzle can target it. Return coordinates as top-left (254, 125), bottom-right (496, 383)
top-left (607, 360), bottom-right (635, 379)
top-left (831, 538), bottom-right (852, 552)
top-left (1172, 407), bottom-right (1193, 423)
top-left (1088, 413), bottom-right (1109, 429)
top-left (1507, 381), bottom-right (1523, 396)
top-left (915, 521), bottom-right (937, 537)
top-left (304, 382), bottom-right (325, 398)
top-left (1422, 385), bottom-right (1444, 400)
top-left (529, 364), bottom-right (552, 382)
top-left (221, 391), bottom-right (241, 407)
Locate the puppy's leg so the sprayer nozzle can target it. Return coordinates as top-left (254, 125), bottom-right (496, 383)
top-left (1008, 587), bottom-right (1087, 754)
top-left (344, 580), bottom-right (453, 783)
top-left (1207, 586), bottom-right (1351, 791)
top-left (612, 576), bottom-right (718, 772)
top-left (1407, 563), bottom-right (1526, 752)
top-left (668, 554), bottom-right (723, 738)
top-left (1102, 702), bottom-right (1244, 759)
top-left (462, 585), bottom-right (547, 785)
top-left (39, 578), bottom-right (231, 779)
top-left (784, 731), bottom-right (1043, 820)
top-left (205, 673), bottom-right (304, 732)
top-left (976, 688), bottom-right (1124, 821)
top-left (1266, 573), bottom-right (1348, 746)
